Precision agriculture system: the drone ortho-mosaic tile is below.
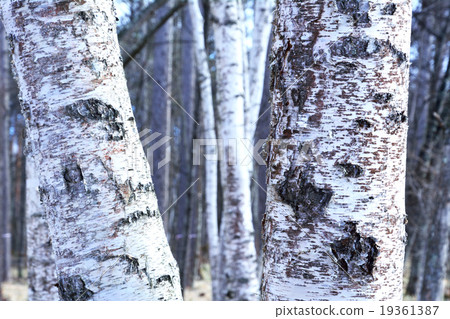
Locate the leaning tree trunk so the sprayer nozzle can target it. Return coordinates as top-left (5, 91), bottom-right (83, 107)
top-left (262, 0), bottom-right (412, 300)
top-left (188, 0), bottom-right (220, 300)
top-left (211, 0), bottom-right (259, 301)
top-left (1, 0), bottom-right (182, 300)
top-left (26, 158), bottom-right (59, 301)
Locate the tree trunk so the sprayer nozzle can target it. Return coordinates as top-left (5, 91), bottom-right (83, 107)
top-left (211, 0), bottom-right (259, 301)
top-left (2, 0), bottom-right (182, 300)
top-left (150, 2), bottom-right (174, 227)
top-left (0, 20), bottom-right (11, 293)
top-left (26, 158), bottom-right (59, 300)
top-left (262, 0), bottom-right (411, 300)
top-left (188, 0), bottom-right (220, 300)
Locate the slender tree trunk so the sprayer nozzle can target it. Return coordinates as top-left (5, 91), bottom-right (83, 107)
top-left (0, 20), bottom-right (11, 292)
top-left (245, 0), bottom-right (274, 143)
top-left (211, 0), bottom-right (259, 301)
top-left (262, 0), bottom-right (411, 300)
top-left (26, 158), bottom-right (59, 300)
top-left (151, 2), bottom-right (174, 227)
top-left (1, 0), bottom-right (182, 300)
top-left (188, 0), bottom-right (220, 300)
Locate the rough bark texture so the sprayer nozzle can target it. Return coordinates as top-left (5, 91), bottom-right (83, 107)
top-left (262, 0), bottom-right (411, 300)
top-left (188, 0), bottom-right (220, 300)
top-left (211, 0), bottom-right (259, 301)
top-left (26, 158), bottom-right (59, 301)
top-left (0, 21), bottom-right (11, 284)
top-left (1, 0), bottom-right (182, 300)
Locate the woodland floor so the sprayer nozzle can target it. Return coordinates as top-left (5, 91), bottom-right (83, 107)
top-left (1, 266), bottom-right (448, 301)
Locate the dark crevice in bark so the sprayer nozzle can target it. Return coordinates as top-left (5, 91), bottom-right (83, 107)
top-left (330, 222), bottom-right (379, 279)
top-left (57, 275), bottom-right (94, 301)
top-left (277, 166), bottom-right (333, 220)
top-left (63, 161), bottom-right (83, 191)
top-left (336, 162), bottom-right (364, 178)
top-left (65, 98), bottom-right (125, 141)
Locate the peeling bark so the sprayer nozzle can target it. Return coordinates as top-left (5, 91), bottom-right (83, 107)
top-left (1, 0), bottom-right (182, 300)
top-left (262, 0), bottom-right (411, 300)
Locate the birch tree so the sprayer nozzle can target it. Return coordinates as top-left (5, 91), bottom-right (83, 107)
top-left (188, 0), bottom-right (220, 300)
top-left (26, 159), bottom-right (59, 301)
top-left (1, 0), bottom-right (182, 300)
top-left (262, 0), bottom-right (412, 300)
top-left (211, 0), bottom-right (259, 300)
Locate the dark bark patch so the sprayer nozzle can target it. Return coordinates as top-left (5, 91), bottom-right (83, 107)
top-left (382, 3), bottom-right (396, 15)
top-left (121, 255), bottom-right (140, 275)
top-left (355, 118), bottom-right (371, 129)
top-left (76, 11), bottom-right (95, 23)
top-left (116, 207), bottom-right (158, 227)
top-left (373, 92), bottom-right (393, 104)
top-left (335, 0), bottom-right (371, 27)
top-left (331, 37), bottom-right (374, 58)
top-left (277, 166), bottom-right (333, 220)
top-left (291, 71), bottom-right (315, 112)
top-left (150, 275), bottom-right (173, 289)
top-left (65, 99), bottom-right (125, 141)
top-left (63, 161), bottom-right (85, 196)
top-left (386, 111), bottom-right (407, 133)
top-left (336, 162), bottom-right (364, 178)
top-left (57, 275), bottom-right (94, 301)
top-left (330, 222), bottom-right (379, 278)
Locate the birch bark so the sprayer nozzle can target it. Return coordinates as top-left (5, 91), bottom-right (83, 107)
top-left (1, 0), bottom-right (182, 300)
top-left (262, 0), bottom-right (411, 300)
top-left (26, 158), bottom-right (59, 301)
top-left (211, 0), bottom-right (259, 301)
top-left (188, 0), bottom-right (220, 300)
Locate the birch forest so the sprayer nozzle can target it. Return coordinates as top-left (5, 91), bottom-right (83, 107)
top-left (0, 0), bottom-right (449, 302)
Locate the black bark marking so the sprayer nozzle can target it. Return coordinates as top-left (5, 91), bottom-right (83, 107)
top-left (335, 0), bottom-right (371, 27)
top-left (336, 162), bottom-right (364, 178)
top-left (331, 37), bottom-right (406, 65)
top-left (386, 111), bottom-right (407, 133)
top-left (57, 275), bottom-right (94, 301)
top-left (291, 71), bottom-right (315, 112)
top-left (382, 3), bottom-right (396, 15)
top-left (63, 161), bottom-right (84, 195)
top-left (355, 118), bottom-right (371, 129)
top-left (116, 207), bottom-right (158, 227)
top-left (225, 290), bottom-right (235, 299)
top-left (373, 92), bottom-right (393, 104)
top-left (76, 11), bottom-right (95, 23)
top-left (150, 275), bottom-right (173, 289)
top-left (330, 222), bottom-right (379, 279)
top-left (331, 37), bottom-right (375, 58)
top-left (65, 98), bottom-right (125, 141)
top-left (277, 166), bottom-right (333, 220)
top-left (121, 255), bottom-right (140, 275)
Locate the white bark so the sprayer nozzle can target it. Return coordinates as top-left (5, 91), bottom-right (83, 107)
top-left (1, 0), bottom-right (182, 300)
top-left (262, 0), bottom-right (411, 300)
top-left (188, 0), bottom-right (220, 300)
top-left (211, 0), bottom-right (259, 300)
top-left (26, 158), bottom-right (59, 301)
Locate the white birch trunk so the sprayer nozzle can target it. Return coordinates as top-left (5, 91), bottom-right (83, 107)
top-left (188, 0), bottom-right (220, 300)
top-left (26, 157), bottom-right (59, 301)
top-left (1, 0), bottom-right (182, 300)
top-left (262, 0), bottom-right (411, 300)
top-left (211, 0), bottom-right (259, 301)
